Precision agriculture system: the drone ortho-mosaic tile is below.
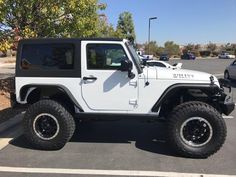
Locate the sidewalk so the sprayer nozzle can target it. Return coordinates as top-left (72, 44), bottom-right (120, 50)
top-left (0, 57), bottom-right (16, 65)
top-left (0, 63), bottom-right (15, 68)
top-left (0, 57), bottom-right (15, 79)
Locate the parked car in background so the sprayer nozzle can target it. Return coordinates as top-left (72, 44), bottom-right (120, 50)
top-left (181, 53), bottom-right (196, 60)
top-left (224, 59), bottom-right (236, 80)
top-left (138, 54), bottom-right (154, 60)
top-left (159, 54), bottom-right (169, 61)
top-left (138, 54), bottom-right (148, 60)
top-left (142, 54), bottom-right (154, 59)
top-left (145, 60), bottom-right (182, 69)
top-left (136, 50), bottom-right (143, 56)
top-left (219, 52), bottom-right (235, 59)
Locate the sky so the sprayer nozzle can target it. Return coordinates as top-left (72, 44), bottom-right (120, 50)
top-left (100, 0), bottom-right (236, 46)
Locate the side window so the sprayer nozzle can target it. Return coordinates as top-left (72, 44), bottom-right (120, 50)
top-left (21, 43), bottom-right (74, 70)
top-left (87, 44), bottom-right (128, 70)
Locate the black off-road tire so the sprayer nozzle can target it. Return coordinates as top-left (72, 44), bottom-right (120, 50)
top-left (23, 99), bottom-right (75, 150)
top-left (168, 101), bottom-right (227, 158)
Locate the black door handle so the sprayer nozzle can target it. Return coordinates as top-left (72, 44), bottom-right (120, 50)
top-left (83, 76), bottom-right (97, 81)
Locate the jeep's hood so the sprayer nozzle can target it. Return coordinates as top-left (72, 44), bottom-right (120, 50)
top-left (142, 67), bottom-right (217, 83)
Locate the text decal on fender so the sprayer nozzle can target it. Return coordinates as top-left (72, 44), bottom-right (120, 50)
top-left (173, 74), bottom-right (194, 79)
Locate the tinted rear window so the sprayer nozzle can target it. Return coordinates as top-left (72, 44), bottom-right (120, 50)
top-left (21, 44), bottom-right (74, 70)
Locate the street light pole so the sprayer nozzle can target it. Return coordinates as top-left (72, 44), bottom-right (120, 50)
top-left (148, 17), bottom-right (157, 55)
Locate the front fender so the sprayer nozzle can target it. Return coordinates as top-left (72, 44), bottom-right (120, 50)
top-left (151, 83), bottom-right (221, 112)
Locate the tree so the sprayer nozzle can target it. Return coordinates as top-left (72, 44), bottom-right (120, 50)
top-left (231, 44), bottom-right (236, 55)
top-left (97, 15), bottom-right (115, 37)
top-left (116, 11), bottom-right (136, 43)
top-left (0, 0), bottom-right (106, 53)
top-left (207, 42), bottom-right (217, 55)
top-left (164, 41), bottom-right (180, 56)
top-left (184, 44), bottom-right (195, 53)
top-left (221, 43), bottom-right (236, 55)
top-left (143, 41), bottom-right (165, 56)
top-left (156, 46), bottom-right (165, 56)
top-left (182, 43), bottom-right (201, 56)
top-left (144, 41), bottom-right (158, 56)
top-left (0, 0), bottom-right (106, 38)
top-left (97, 15), bottom-right (125, 38)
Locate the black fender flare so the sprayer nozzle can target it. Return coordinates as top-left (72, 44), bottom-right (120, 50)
top-left (19, 84), bottom-right (83, 110)
top-left (151, 83), bottom-right (220, 112)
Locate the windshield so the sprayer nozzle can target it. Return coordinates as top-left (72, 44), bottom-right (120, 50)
top-left (126, 43), bottom-right (142, 65)
top-left (125, 42), bottom-right (142, 73)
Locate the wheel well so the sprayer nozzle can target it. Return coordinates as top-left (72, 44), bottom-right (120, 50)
top-left (153, 86), bottom-right (221, 117)
top-left (20, 85), bottom-right (81, 114)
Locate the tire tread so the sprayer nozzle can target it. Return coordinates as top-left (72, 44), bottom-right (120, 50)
top-left (168, 101), bottom-right (226, 158)
top-left (23, 99), bottom-right (75, 150)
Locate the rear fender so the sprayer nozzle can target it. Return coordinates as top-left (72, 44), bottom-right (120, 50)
top-left (18, 84), bottom-right (83, 111)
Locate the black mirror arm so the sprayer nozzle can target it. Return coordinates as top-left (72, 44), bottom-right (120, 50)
top-left (128, 70), bottom-right (135, 79)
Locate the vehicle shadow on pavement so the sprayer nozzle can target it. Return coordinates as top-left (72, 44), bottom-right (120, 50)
top-left (0, 108), bottom-right (23, 124)
top-left (229, 80), bottom-right (236, 88)
top-left (10, 119), bottom-right (181, 158)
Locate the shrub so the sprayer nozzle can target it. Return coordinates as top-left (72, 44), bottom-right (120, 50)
top-left (200, 50), bottom-right (211, 57)
top-left (212, 51), bottom-right (220, 57)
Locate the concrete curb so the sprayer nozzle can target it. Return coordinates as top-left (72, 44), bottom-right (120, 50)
top-left (0, 114), bottom-right (23, 134)
top-left (0, 63), bottom-right (15, 68)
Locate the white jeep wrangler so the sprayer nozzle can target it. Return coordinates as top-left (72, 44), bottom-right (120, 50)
top-left (13, 38), bottom-right (234, 158)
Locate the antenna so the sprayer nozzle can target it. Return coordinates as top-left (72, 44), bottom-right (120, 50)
top-left (145, 67), bottom-right (150, 86)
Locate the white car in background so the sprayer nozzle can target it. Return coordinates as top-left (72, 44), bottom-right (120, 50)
top-left (219, 52), bottom-right (235, 59)
top-left (224, 59), bottom-right (236, 79)
top-left (145, 60), bottom-right (182, 69)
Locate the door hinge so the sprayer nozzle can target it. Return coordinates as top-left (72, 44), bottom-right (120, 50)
top-left (129, 80), bottom-right (137, 87)
top-left (129, 99), bottom-right (137, 105)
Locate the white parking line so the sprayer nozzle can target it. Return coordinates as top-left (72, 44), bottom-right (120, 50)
top-left (223, 116), bottom-right (234, 119)
top-left (214, 73), bottom-right (224, 77)
top-left (0, 138), bottom-right (14, 150)
top-left (0, 63), bottom-right (15, 68)
top-left (0, 166), bottom-right (235, 177)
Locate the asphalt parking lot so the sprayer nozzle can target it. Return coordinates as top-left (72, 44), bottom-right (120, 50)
top-left (0, 58), bottom-right (236, 177)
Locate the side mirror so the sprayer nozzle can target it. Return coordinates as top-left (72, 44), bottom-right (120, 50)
top-left (120, 59), bottom-right (132, 71)
top-left (120, 59), bottom-right (135, 79)
top-left (142, 59), bottom-right (147, 66)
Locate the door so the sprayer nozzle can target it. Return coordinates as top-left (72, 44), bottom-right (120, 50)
top-left (81, 41), bottom-right (138, 111)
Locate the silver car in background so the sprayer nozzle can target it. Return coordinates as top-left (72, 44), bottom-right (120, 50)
top-left (224, 60), bottom-right (236, 80)
top-left (219, 52), bottom-right (235, 59)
